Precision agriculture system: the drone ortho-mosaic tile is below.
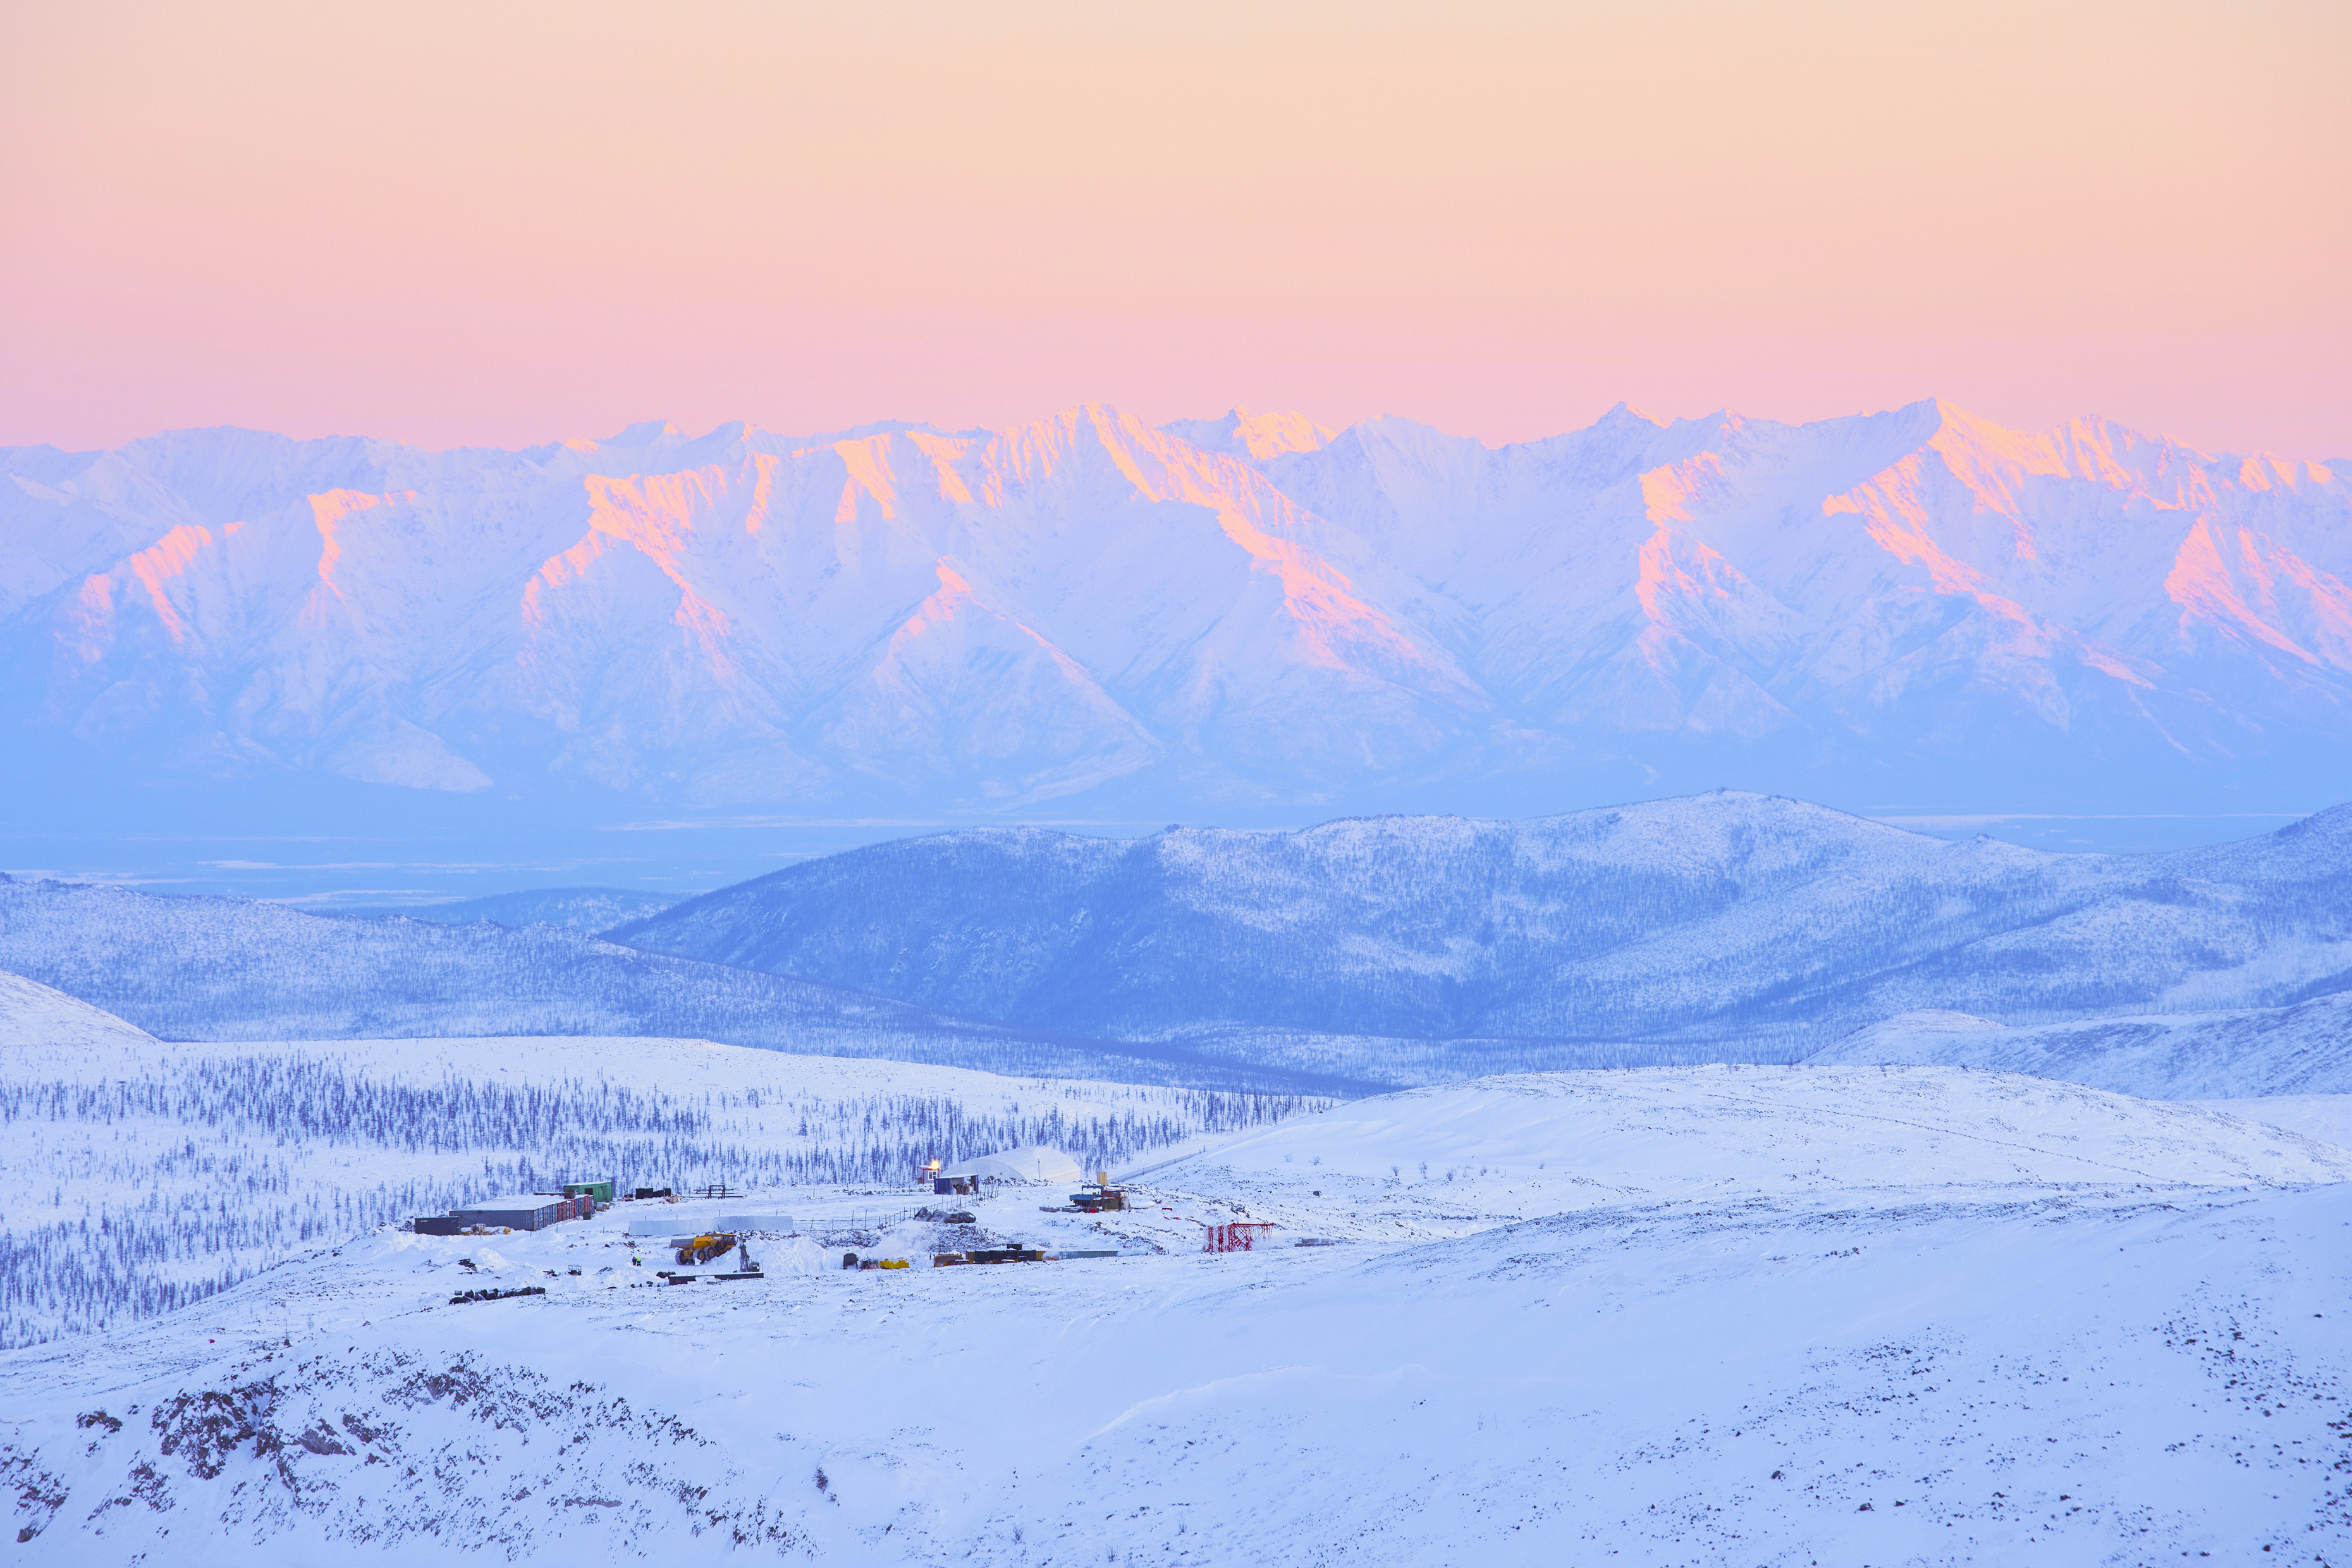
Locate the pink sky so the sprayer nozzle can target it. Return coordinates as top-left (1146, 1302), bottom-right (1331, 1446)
top-left (3, 1), bottom-right (2346, 458)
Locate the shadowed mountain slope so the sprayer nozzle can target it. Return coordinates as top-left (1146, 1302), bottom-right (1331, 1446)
top-left (0, 878), bottom-right (1361, 1094)
top-left (611, 791), bottom-right (2352, 1052)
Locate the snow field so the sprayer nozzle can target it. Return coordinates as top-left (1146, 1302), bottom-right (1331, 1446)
top-left (0, 969), bottom-right (157, 1057)
top-left (2196, 1094), bottom-right (2352, 1149)
top-left (1121, 1065), bottom-right (2352, 1247)
top-left (1, 1058), bottom-right (2348, 1562)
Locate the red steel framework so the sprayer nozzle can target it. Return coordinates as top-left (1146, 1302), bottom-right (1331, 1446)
top-left (1202, 1222), bottom-right (1276, 1253)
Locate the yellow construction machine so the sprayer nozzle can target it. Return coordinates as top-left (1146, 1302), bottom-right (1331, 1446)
top-left (676, 1232), bottom-right (737, 1266)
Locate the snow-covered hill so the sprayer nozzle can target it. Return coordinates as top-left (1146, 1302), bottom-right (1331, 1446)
top-left (3, 1064), bottom-right (2345, 1562)
top-left (1126, 1065), bottom-right (2352, 1229)
top-left (610, 790), bottom-right (2352, 1053)
top-left (4, 400), bottom-right (2346, 814)
top-left (1811, 991), bottom-right (2352, 1097)
top-left (0, 876), bottom-right (1356, 1093)
top-left (0, 968), bottom-right (156, 1057)
top-left (8, 790), bottom-right (2346, 1088)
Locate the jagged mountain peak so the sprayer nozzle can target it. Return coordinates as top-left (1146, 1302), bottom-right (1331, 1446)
top-left (1158, 407), bottom-right (1337, 462)
top-left (4, 401), bottom-right (2346, 811)
top-left (771, 418), bottom-right (965, 453)
top-left (1595, 400), bottom-right (1669, 430)
top-left (604, 418), bottom-right (692, 447)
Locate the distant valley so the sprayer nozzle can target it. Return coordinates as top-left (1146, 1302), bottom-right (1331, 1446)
top-left (332, 886), bottom-right (678, 930)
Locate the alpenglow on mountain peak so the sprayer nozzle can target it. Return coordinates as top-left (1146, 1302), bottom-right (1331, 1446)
top-left (3, 398), bottom-right (2344, 815)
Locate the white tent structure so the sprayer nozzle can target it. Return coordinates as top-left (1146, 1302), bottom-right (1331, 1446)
top-left (938, 1145), bottom-right (1083, 1184)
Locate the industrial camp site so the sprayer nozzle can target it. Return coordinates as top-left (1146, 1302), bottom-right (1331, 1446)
top-left (4, 987), bottom-right (2351, 1562)
top-left (403, 1149), bottom-right (1227, 1284)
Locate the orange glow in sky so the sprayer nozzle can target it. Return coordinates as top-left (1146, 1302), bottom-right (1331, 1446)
top-left (2, 0), bottom-right (2346, 456)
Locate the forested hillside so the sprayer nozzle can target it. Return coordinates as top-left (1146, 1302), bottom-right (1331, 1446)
top-left (0, 879), bottom-right (1354, 1093)
top-left (615, 792), bottom-right (2352, 1051)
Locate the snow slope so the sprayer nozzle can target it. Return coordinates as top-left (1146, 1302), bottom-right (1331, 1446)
top-left (0, 969), bottom-right (156, 1057)
top-left (1812, 991), bottom-right (2352, 1096)
top-left (610, 790), bottom-right (2352, 1053)
top-left (5, 400), bottom-right (2346, 814)
top-left (1118, 1065), bottom-right (2352, 1244)
top-left (2, 1065), bottom-right (2346, 1563)
top-left (2194, 1095), bottom-right (2352, 1149)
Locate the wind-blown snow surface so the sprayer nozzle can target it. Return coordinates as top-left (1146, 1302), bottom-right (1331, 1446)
top-left (611, 790), bottom-right (2352, 1058)
top-left (4, 400), bottom-right (2347, 814)
top-left (1811, 992), bottom-right (2352, 1097)
top-left (2196, 1096), bottom-right (2352, 1149)
top-left (3, 1065), bottom-right (2348, 1564)
top-left (1125, 1067), bottom-right (2352, 1213)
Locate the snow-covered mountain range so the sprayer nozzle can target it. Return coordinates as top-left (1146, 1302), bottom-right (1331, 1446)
top-left (611, 790), bottom-right (2352, 1054)
top-left (4, 401), bottom-right (2344, 814)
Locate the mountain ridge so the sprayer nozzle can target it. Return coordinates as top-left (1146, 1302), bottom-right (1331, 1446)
top-left (0, 875), bottom-right (1369, 1094)
top-left (6, 398), bottom-right (2346, 819)
top-left (0, 791), bottom-right (2344, 1093)
top-left (606, 788), bottom-right (2352, 1053)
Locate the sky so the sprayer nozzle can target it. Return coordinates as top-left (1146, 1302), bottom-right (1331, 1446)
top-left (3, 0), bottom-right (2346, 458)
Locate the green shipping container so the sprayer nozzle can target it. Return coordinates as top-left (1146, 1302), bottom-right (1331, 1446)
top-left (563, 1179), bottom-right (616, 1204)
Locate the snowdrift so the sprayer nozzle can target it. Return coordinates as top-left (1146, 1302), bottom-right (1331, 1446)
top-left (940, 1144), bottom-right (1082, 1184)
